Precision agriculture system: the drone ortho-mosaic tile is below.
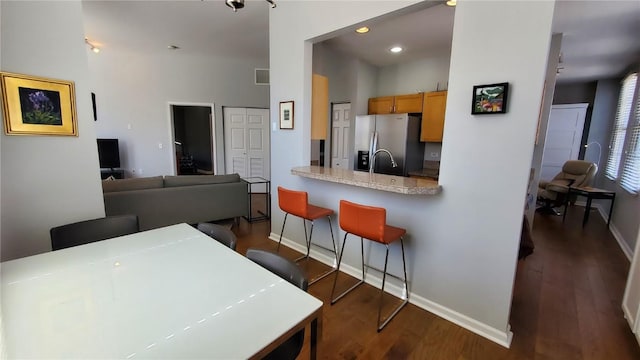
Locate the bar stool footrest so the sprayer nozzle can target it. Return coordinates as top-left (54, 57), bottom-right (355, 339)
top-left (378, 297), bottom-right (409, 332)
top-left (309, 267), bottom-right (337, 285)
top-left (293, 242), bottom-right (339, 286)
top-left (294, 242), bottom-right (337, 262)
top-left (364, 264), bottom-right (406, 283)
top-left (331, 279), bottom-right (365, 305)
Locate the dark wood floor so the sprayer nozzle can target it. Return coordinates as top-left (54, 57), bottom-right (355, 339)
top-left (231, 203), bottom-right (640, 359)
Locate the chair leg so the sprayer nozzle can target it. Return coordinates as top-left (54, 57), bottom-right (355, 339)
top-left (331, 233), bottom-right (364, 304)
top-left (377, 244), bottom-right (390, 331)
top-left (294, 219), bottom-right (312, 262)
top-left (328, 216), bottom-right (338, 265)
top-left (277, 213), bottom-right (289, 252)
top-left (400, 238), bottom-right (409, 298)
top-left (307, 216), bottom-right (338, 285)
top-left (377, 237), bottom-right (409, 332)
top-left (305, 220), bottom-right (313, 257)
top-left (360, 237), bottom-right (365, 281)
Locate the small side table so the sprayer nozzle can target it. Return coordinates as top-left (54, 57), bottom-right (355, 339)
top-left (563, 187), bottom-right (616, 227)
top-left (241, 177), bottom-right (271, 222)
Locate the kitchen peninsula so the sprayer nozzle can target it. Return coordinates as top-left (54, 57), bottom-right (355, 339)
top-left (291, 166), bottom-right (442, 195)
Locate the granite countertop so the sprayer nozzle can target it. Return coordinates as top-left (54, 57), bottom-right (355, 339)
top-left (408, 160), bottom-right (440, 180)
top-left (291, 166), bottom-right (442, 195)
top-left (407, 168), bottom-right (439, 179)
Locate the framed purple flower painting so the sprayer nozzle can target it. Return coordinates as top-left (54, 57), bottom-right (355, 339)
top-left (1, 72), bottom-right (78, 136)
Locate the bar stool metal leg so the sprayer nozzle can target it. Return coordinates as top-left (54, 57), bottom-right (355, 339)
top-left (277, 213), bottom-right (289, 251)
top-left (294, 218), bottom-right (311, 262)
top-left (305, 216), bottom-right (339, 285)
top-left (291, 216), bottom-right (338, 285)
top-left (331, 234), bottom-right (366, 304)
top-left (376, 237), bottom-right (409, 332)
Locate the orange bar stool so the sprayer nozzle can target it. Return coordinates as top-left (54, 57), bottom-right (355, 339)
top-left (277, 186), bottom-right (338, 285)
top-left (331, 199), bottom-right (409, 332)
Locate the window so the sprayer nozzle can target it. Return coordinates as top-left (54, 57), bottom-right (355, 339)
top-left (619, 78), bottom-right (640, 194)
top-left (605, 73), bottom-right (638, 181)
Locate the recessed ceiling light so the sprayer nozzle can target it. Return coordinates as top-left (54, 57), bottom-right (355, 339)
top-left (446, 0), bottom-right (457, 6)
top-left (355, 26), bottom-right (370, 34)
top-left (167, 45), bottom-right (180, 50)
top-left (390, 46), bottom-right (403, 53)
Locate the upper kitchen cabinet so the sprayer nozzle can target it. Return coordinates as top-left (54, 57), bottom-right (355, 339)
top-left (368, 93), bottom-right (424, 114)
top-left (420, 91), bottom-right (447, 142)
top-left (311, 74), bottom-right (329, 140)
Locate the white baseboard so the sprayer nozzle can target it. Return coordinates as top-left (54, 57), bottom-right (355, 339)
top-left (568, 203), bottom-right (633, 261)
top-left (622, 301), bottom-right (636, 333)
top-left (592, 204), bottom-right (633, 261)
top-left (269, 232), bottom-right (514, 348)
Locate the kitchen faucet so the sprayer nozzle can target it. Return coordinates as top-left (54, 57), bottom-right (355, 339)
top-left (370, 148), bottom-right (398, 174)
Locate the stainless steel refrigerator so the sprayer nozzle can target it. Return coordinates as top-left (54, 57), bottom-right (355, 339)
top-left (353, 114), bottom-right (425, 176)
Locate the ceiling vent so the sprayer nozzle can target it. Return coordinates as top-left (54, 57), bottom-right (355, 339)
top-left (255, 68), bottom-right (269, 85)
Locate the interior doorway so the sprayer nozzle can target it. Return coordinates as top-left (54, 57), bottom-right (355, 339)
top-left (169, 103), bottom-right (216, 175)
top-left (331, 102), bottom-right (351, 169)
top-left (222, 107), bottom-right (270, 191)
top-left (540, 103), bottom-right (588, 181)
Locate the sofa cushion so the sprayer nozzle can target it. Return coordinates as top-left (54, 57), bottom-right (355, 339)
top-left (102, 176), bottom-right (164, 193)
top-left (163, 174), bottom-right (240, 187)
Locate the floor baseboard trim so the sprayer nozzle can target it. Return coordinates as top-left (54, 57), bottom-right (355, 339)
top-left (567, 204), bottom-right (633, 261)
top-left (622, 301), bottom-right (636, 331)
top-left (269, 232), bottom-right (514, 348)
top-left (592, 204), bottom-right (633, 261)
top-left (409, 292), bottom-right (514, 348)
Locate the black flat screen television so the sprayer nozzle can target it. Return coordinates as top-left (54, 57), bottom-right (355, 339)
top-left (97, 138), bottom-right (121, 169)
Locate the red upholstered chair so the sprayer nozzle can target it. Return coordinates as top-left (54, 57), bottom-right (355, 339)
top-left (331, 199), bottom-right (409, 331)
top-left (277, 186), bottom-right (338, 285)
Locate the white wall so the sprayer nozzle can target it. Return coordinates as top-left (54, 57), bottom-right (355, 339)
top-left (0, 0), bottom-right (105, 261)
top-left (376, 53), bottom-right (451, 95)
top-left (88, 48), bottom-right (269, 177)
top-left (269, 0), bottom-right (554, 347)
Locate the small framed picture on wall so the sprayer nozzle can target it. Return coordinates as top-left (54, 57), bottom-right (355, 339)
top-left (279, 100), bottom-right (294, 129)
top-left (471, 82), bottom-right (509, 115)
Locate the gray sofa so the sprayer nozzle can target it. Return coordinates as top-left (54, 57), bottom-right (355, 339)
top-left (102, 174), bottom-right (248, 231)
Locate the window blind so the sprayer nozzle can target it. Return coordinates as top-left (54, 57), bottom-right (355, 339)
top-left (620, 78), bottom-right (640, 194)
top-left (605, 73), bottom-right (637, 180)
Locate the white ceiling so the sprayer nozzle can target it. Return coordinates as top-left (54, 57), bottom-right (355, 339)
top-left (82, 0), bottom-right (270, 59)
top-left (82, 0), bottom-right (640, 83)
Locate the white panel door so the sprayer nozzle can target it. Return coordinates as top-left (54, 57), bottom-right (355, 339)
top-left (223, 107), bottom-right (270, 192)
top-left (331, 103), bottom-right (351, 169)
top-left (540, 104), bottom-right (588, 181)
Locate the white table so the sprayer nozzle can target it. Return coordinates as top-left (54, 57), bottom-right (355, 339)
top-left (1, 223), bottom-right (323, 359)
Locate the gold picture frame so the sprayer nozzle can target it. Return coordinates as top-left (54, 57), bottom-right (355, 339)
top-left (1, 72), bottom-right (78, 136)
top-left (279, 100), bottom-right (294, 129)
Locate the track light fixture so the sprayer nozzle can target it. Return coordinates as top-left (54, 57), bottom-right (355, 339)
top-left (85, 38), bottom-right (100, 53)
top-left (225, 0), bottom-right (276, 12)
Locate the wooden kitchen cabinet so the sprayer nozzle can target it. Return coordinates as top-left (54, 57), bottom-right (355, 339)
top-left (311, 74), bottom-right (329, 140)
top-left (368, 93), bottom-right (423, 114)
top-left (420, 91), bottom-right (447, 142)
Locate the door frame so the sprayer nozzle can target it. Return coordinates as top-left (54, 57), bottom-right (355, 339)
top-left (167, 102), bottom-right (216, 176)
